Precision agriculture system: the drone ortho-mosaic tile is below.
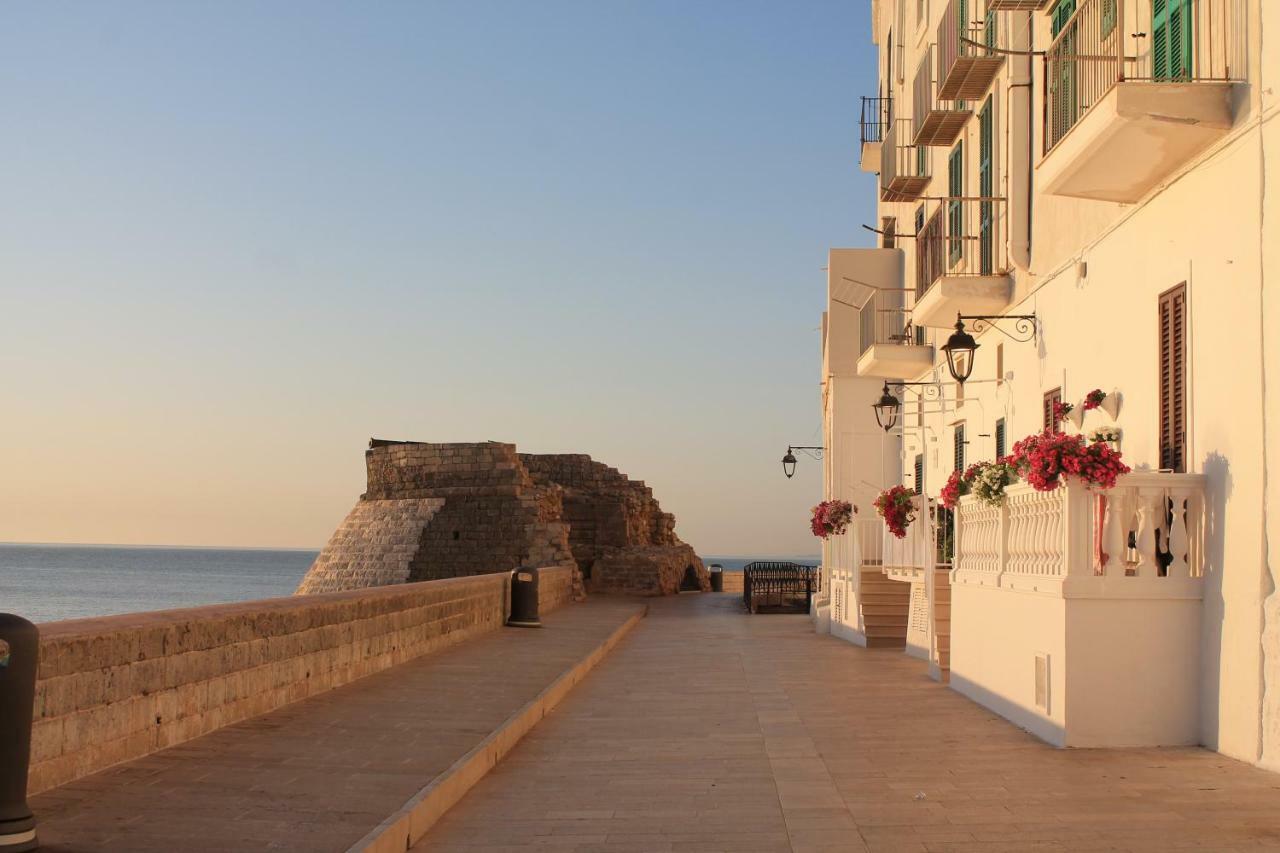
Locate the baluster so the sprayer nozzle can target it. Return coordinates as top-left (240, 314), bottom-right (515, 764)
top-left (1104, 489), bottom-right (1131, 577)
top-left (1167, 487), bottom-right (1191, 579)
top-left (1133, 491), bottom-right (1160, 577)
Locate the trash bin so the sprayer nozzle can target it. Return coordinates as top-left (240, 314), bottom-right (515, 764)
top-left (0, 613), bottom-right (39, 853)
top-left (709, 564), bottom-right (724, 593)
top-left (508, 566), bottom-right (542, 628)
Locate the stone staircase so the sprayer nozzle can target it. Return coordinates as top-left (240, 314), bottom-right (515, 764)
top-left (859, 568), bottom-right (910, 648)
top-left (932, 568), bottom-right (952, 680)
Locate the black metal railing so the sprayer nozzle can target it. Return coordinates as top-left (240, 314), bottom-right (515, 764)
top-left (742, 561), bottom-right (820, 614)
top-left (860, 96), bottom-right (892, 145)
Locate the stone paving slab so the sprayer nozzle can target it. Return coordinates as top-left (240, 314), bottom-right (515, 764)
top-left (415, 593), bottom-right (1280, 853)
top-left (31, 597), bottom-right (645, 853)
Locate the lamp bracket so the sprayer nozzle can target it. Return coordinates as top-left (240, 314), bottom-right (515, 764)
top-left (959, 314), bottom-right (1037, 343)
top-left (787, 445), bottom-right (825, 460)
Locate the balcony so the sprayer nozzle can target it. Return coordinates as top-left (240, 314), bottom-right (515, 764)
top-left (911, 197), bottom-right (1013, 328)
top-left (859, 96), bottom-right (891, 173)
top-left (951, 472), bottom-right (1207, 746)
top-left (879, 119), bottom-right (930, 202)
top-left (855, 288), bottom-right (934, 379)
top-left (936, 0), bottom-right (1006, 101)
top-left (912, 45), bottom-right (973, 147)
top-left (1039, 0), bottom-right (1238, 202)
top-left (986, 0), bottom-right (1051, 7)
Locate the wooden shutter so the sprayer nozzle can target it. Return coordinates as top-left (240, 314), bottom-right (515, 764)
top-left (1051, 0), bottom-right (1077, 37)
top-left (948, 142), bottom-right (964, 266)
top-left (1152, 0), bottom-right (1191, 80)
top-left (995, 418), bottom-right (1007, 459)
top-left (1043, 388), bottom-right (1062, 433)
top-left (914, 454), bottom-right (925, 495)
top-left (953, 424), bottom-right (966, 473)
top-left (978, 97), bottom-right (993, 276)
top-left (1159, 284), bottom-right (1187, 471)
top-left (882, 217), bottom-right (897, 249)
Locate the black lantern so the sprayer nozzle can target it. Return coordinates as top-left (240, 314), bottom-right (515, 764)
top-left (872, 383), bottom-right (901, 432)
top-left (781, 449), bottom-right (797, 479)
top-left (941, 316), bottom-right (979, 384)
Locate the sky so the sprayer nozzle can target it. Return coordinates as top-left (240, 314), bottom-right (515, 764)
top-left (1, 2), bottom-right (878, 556)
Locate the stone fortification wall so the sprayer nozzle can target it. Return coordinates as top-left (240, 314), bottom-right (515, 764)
top-left (519, 454), bottom-right (709, 595)
top-left (29, 566), bottom-right (575, 795)
top-left (296, 440), bottom-right (704, 597)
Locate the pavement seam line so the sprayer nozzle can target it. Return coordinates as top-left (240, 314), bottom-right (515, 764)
top-left (345, 603), bottom-right (649, 853)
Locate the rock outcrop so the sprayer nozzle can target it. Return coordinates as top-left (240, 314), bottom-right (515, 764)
top-left (296, 440), bottom-right (707, 596)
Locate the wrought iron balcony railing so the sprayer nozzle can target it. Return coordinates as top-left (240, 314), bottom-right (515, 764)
top-left (913, 45), bottom-right (973, 147)
top-left (858, 287), bottom-right (922, 356)
top-left (915, 197), bottom-right (1008, 299)
top-left (937, 0), bottom-right (1006, 101)
top-left (880, 119), bottom-right (930, 202)
top-left (1044, 0), bottom-right (1240, 154)
top-left (860, 95), bottom-right (892, 145)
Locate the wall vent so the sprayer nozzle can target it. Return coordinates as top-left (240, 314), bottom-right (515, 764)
top-left (1034, 653), bottom-right (1050, 712)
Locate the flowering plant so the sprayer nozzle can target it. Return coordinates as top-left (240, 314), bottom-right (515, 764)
top-left (940, 468), bottom-right (968, 510)
top-left (1082, 389), bottom-right (1107, 411)
top-left (810, 499), bottom-right (855, 539)
top-left (1088, 426), bottom-right (1121, 444)
top-left (970, 459), bottom-right (1019, 507)
top-left (874, 485), bottom-right (917, 539)
top-left (1051, 399), bottom-right (1074, 427)
top-left (1010, 431), bottom-right (1130, 492)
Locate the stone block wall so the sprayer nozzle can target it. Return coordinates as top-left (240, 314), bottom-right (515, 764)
top-left (296, 498), bottom-right (444, 594)
top-left (30, 565), bottom-right (574, 795)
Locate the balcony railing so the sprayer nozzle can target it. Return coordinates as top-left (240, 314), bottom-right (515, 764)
top-left (858, 287), bottom-right (920, 356)
top-left (1044, 0), bottom-right (1239, 153)
top-left (880, 119), bottom-right (930, 202)
top-left (860, 96), bottom-right (892, 145)
top-left (937, 0), bottom-right (1006, 101)
top-left (915, 197), bottom-right (1008, 299)
top-left (954, 472), bottom-right (1206, 593)
top-left (913, 45), bottom-right (973, 147)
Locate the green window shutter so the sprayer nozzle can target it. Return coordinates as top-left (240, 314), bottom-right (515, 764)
top-left (1153, 0), bottom-right (1192, 80)
top-left (914, 454), bottom-right (924, 495)
top-left (948, 142), bottom-right (964, 266)
top-left (1101, 0), bottom-right (1117, 38)
top-left (995, 418), bottom-right (1007, 459)
top-left (1051, 0), bottom-right (1077, 37)
top-left (953, 424), bottom-right (966, 473)
top-left (978, 98), bottom-right (993, 275)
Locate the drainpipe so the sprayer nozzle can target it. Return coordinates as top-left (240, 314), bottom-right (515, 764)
top-left (1007, 13), bottom-right (1033, 271)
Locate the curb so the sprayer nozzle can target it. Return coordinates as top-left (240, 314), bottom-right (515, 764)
top-left (346, 604), bottom-right (648, 853)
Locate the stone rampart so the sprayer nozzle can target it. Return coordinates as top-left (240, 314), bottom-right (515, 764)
top-left (29, 565), bottom-right (574, 795)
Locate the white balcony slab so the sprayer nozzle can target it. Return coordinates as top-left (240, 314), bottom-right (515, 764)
top-left (1039, 81), bottom-right (1235, 203)
top-left (911, 275), bottom-right (1014, 329)
top-left (856, 343), bottom-right (934, 379)
top-left (860, 140), bottom-right (881, 173)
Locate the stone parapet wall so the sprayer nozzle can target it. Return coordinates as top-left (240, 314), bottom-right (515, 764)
top-left (30, 565), bottom-right (574, 795)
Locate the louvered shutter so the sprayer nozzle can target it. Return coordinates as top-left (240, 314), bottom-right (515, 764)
top-left (995, 418), bottom-right (1007, 459)
top-left (1152, 0), bottom-right (1191, 80)
top-left (953, 424), bottom-right (966, 473)
top-left (948, 142), bottom-right (964, 266)
top-left (978, 98), bottom-right (993, 275)
top-left (1050, 0), bottom-right (1076, 37)
top-left (1159, 285), bottom-right (1187, 471)
top-left (914, 454), bottom-right (925, 495)
top-left (1050, 0), bottom-right (1079, 144)
top-left (1043, 388), bottom-right (1062, 433)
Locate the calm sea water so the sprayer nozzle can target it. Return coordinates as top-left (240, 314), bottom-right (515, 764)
top-left (703, 555), bottom-right (820, 572)
top-left (0, 545), bottom-right (817, 624)
top-left (0, 543), bottom-right (317, 623)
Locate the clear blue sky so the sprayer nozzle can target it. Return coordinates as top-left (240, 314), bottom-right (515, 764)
top-left (1, 2), bottom-right (878, 555)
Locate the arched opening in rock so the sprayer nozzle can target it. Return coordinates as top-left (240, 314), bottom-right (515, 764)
top-left (680, 565), bottom-right (702, 592)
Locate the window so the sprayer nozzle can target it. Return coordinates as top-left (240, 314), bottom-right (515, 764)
top-left (882, 217), bottom-right (897, 249)
top-left (953, 423), bottom-right (966, 472)
top-left (1101, 0), bottom-right (1117, 38)
top-left (995, 418), bottom-right (1006, 459)
top-left (948, 142), bottom-right (964, 266)
top-left (1159, 284), bottom-right (1188, 471)
top-left (1153, 0), bottom-right (1193, 81)
top-left (1050, 0), bottom-right (1076, 37)
top-left (914, 454), bottom-right (925, 495)
top-left (1043, 388), bottom-right (1063, 433)
top-left (995, 342), bottom-right (1004, 383)
top-left (978, 97), bottom-right (994, 276)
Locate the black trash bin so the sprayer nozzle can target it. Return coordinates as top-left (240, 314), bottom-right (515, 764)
top-left (709, 564), bottom-right (724, 592)
top-left (508, 566), bottom-right (542, 628)
top-left (0, 613), bottom-right (39, 853)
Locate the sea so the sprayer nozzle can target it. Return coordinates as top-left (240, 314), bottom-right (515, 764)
top-left (0, 544), bottom-right (820, 624)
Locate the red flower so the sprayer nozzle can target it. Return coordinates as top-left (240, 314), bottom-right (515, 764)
top-left (1082, 389), bottom-right (1107, 411)
top-left (1010, 431), bottom-right (1130, 492)
top-left (874, 485), bottom-right (917, 539)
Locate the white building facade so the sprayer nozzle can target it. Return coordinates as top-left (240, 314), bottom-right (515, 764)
top-left (818, 0), bottom-right (1280, 767)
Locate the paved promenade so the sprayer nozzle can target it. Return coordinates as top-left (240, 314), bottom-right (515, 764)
top-left (417, 594), bottom-right (1280, 853)
top-left (32, 597), bottom-right (644, 853)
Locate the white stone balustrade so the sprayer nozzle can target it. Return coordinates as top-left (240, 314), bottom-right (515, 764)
top-left (882, 495), bottom-right (934, 571)
top-left (954, 472), bottom-right (1206, 598)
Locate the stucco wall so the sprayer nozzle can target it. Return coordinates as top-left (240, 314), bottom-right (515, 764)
top-left (29, 565), bottom-right (575, 795)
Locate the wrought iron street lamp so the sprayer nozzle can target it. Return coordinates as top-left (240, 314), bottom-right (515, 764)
top-left (942, 313), bottom-right (1037, 384)
top-left (781, 446), bottom-right (823, 479)
top-left (870, 381), bottom-right (942, 431)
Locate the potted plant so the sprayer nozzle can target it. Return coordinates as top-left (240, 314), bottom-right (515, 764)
top-left (874, 485), bottom-right (917, 539)
top-left (1010, 431), bottom-right (1130, 492)
top-left (810, 499), bottom-right (855, 539)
